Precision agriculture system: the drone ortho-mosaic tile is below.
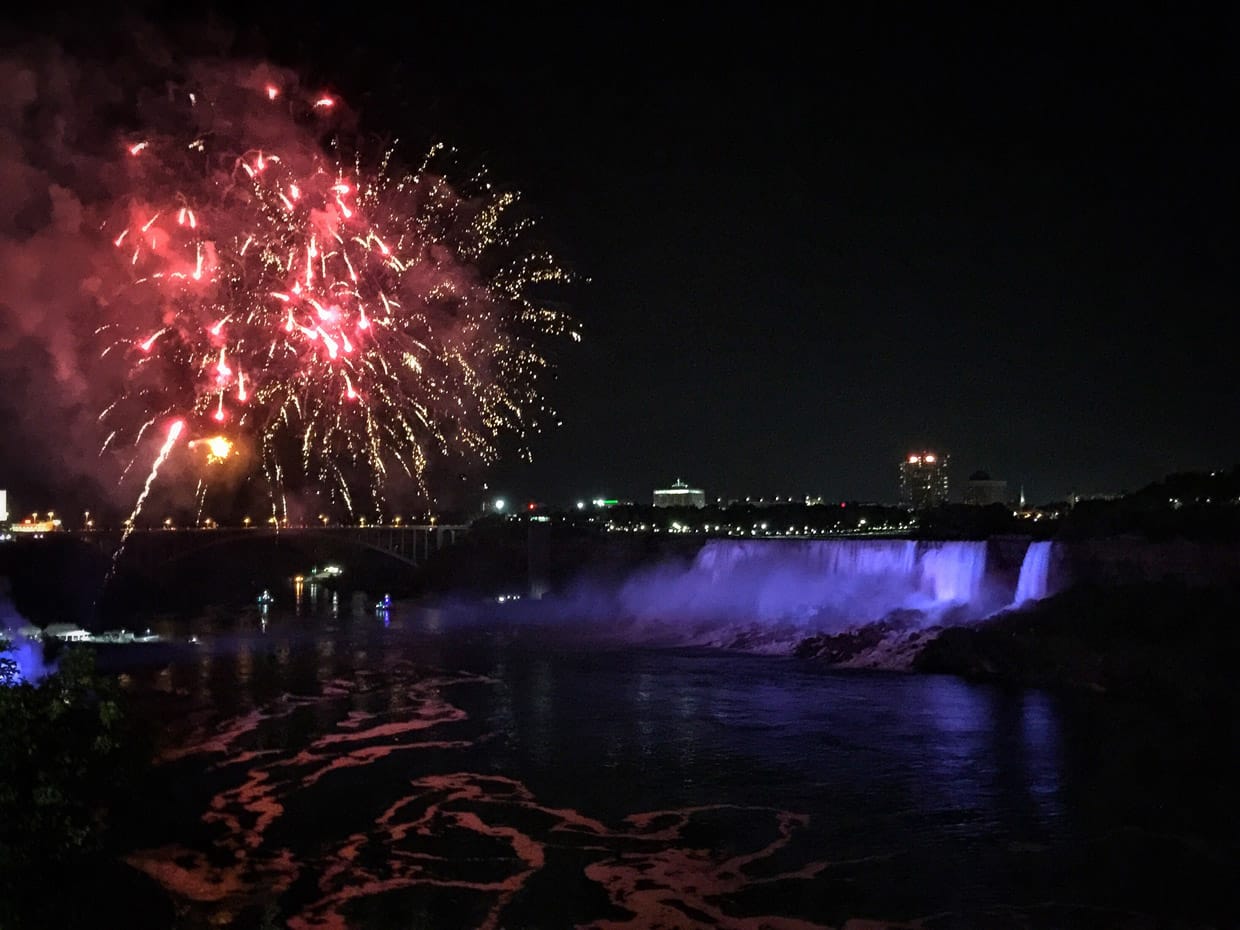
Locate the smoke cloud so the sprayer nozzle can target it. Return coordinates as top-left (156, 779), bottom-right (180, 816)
top-left (0, 35), bottom-right (569, 522)
top-left (0, 45), bottom-right (120, 509)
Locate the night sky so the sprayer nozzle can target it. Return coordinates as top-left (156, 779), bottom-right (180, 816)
top-left (2, 7), bottom-right (1238, 510)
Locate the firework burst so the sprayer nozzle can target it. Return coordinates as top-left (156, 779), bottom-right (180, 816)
top-left (101, 74), bottom-right (575, 519)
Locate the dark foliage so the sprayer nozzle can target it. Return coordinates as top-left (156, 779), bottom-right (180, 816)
top-left (914, 582), bottom-right (1240, 706)
top-left (0, 646), bottom-right (159, 927)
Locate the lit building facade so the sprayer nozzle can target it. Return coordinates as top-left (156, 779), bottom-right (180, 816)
top-left (11, 517), bottom-right (61, 534)
top-left (898, 452), bottom-right (949, 509)
top-left (653, 479), bottom-right (706, 508)
top-left (963, 470), bottom-right (1008, 506)
top-left (0, 489), bottom-right (6, 523)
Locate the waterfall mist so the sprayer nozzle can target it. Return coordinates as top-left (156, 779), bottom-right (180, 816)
top-left (0, 592), bottom-right (55, 685)
top-left (531, 539), bottom-right (1060, 651)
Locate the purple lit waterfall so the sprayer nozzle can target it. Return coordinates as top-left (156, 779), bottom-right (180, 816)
top-left (1013, 541), bottom-right (1055, 605)
top-left (0, 637), bottom-right (50, 685)
top-left (1, 594), bottom-right (53, 686)
top-left (613, 539), bottom-right (1000, 628)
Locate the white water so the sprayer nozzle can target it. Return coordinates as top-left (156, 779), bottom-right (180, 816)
top-left (615, 539), bottom-right (997, 627)
top-left (1014, 541), bottom-right (1055, 605)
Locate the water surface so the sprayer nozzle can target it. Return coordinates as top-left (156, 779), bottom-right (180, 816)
top-left (108, 604), bottom-right (1237, 928)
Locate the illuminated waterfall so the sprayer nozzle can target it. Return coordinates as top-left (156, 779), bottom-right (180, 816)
top-left (1014, 541), bottom-right (1055, 605)
top-left (619, 539), bottom-right (994, 626)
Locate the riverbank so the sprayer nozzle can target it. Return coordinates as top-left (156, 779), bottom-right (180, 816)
top-left (796, 581), bottom-right (1240, 707)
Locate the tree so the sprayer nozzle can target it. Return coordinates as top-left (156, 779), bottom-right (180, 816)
top-left (0, 647), bottom-right (142, 877)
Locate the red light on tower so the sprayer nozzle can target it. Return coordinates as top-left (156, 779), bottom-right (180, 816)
top-left (527, 502), bottom-right (537, 512)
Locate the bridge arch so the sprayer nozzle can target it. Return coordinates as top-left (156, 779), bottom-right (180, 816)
top-left (156, 530), bottom-right (422, 571)
top-left (89, 525), bottom-right (467, 604)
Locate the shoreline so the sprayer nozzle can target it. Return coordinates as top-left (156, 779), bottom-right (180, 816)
top-left (786, 580), bottom-right (1240, 708)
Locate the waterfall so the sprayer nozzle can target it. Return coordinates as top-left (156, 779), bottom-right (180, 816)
top-left (620, 538), bottom-right (993, 625)
top-left (1, 637), bottom-right (51, 686)
top-left (1, 594), bottom-right (54, 685)
top-left (1014, 541), bottom-right (1054, 605)
top-left (919, 541), bottom-right (988, 603)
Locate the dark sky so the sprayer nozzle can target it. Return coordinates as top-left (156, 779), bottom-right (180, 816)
top-left (4, 6), bottom-right (1239, 509)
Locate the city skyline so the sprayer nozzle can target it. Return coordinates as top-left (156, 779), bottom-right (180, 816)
top-left (0, 445), bottom-right (1196, 523)
top-left (0, 8), bottom-right (1236, 514)
top-left (0, 439), bottom-right (1185, 518)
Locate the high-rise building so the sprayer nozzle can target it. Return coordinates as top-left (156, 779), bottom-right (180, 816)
top-left (653, 479), bottom-right (706, 508)
top-left (898, 452), bottom-right (949, 509)
top-left (0, 489), bottom-right (7, 523)
top-left (963, 470), bottom-right (1008, 506)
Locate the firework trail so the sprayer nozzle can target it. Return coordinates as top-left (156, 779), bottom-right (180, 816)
top-left (107, 418), bottom-right (184, 581)
top-left (101, 72), bottom-right (574, 520)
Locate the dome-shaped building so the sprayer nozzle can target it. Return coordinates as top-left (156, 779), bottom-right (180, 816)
top-left (963, 469), bottom-right (1008, 506)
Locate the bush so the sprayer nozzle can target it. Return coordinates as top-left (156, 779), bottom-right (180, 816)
top-left (0, 647), bottom-right (144, 876)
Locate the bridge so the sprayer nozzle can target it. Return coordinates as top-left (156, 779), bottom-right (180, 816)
top-left (67, 524), bottom-right (470, 573)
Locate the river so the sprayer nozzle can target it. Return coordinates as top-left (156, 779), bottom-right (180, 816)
top-left (102, 601), bottom-right (1237, 929)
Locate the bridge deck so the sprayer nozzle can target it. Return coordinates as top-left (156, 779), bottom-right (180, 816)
top-left (63, 524), bottom-right (469, 570)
